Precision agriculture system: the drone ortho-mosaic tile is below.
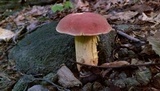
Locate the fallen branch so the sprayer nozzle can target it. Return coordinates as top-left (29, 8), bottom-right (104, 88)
top-left (117, 30), bottom-right (145, 44)
top-left (36, 78), bottom-right (70, 91)
top-left (69, 59), bottom-right (160, 69)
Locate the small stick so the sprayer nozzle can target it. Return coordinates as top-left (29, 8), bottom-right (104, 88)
top-left (69, 60), bottom-right (160, 69)
top-left (36, 78), bottom-right (70, 91)
top-left (117, 30), bottom-right (145, 44)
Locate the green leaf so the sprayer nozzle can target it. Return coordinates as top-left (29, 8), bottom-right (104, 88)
top-left (63, 1), bottom-right (73, 9)
top-left (51, 4), bottom-right (64, 13)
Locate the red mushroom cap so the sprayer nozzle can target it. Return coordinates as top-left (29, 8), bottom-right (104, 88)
top-left (56, 12), bottom-right (112, 36)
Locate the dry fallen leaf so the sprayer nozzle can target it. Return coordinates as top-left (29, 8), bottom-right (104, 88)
top-left (140, 12), bottom-right (160, 25)
top-left (13, 6), bottom-right (51, 28)
top-left (147, 30), bottom-right (160, 56)
top-left (140, 12), bottom-right (154, 22)
top-left (103, 0), bottom-right (130, 5)
top-left (94, 0), bottom-right (110, 9)
top-left (14, 15), bottom-right (26, 26)
top-left (153, 13), bottom-right (160, 23)
top-left (26, 6), bottom-right (48, 16)
top-left (130, 4), bottom-right (153, 13)
top-left (71, 0), bottom-right (89, 11)
top-left (108, 11), bottom-right (138, 20)
top-left (0, 28), bottom-right (15, 41)
top-left (100, 61), bottom-right (130, 67)
top-left (94, 0), bottom-right (130, 12)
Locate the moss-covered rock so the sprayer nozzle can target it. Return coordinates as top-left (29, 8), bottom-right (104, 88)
top-left (9, 21), bottom-right (116, 75)
top-left (9, 21), bottom-right (75, 74)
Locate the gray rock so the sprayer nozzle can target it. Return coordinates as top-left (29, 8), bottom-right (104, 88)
top-left (9, 21), bottom-right (75, 74)
top-left (9, 21), bottom-right (116, 75)
top-left (57, 65), bottom-right (82, 88)
top-left (27, 85), bottom-right (49, 91)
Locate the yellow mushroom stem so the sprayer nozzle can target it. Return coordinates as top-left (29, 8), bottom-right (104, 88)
top-left (75, 36), bottom-right (98, 71)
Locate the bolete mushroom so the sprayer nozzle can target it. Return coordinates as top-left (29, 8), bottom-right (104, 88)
top-left (56, 12), bottom-right (112, 71)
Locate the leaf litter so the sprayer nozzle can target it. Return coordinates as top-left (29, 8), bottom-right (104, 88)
top-left (1, 0), bottom-right (160, 90)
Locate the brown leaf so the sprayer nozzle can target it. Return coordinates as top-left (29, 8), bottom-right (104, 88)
top-left (108, 11), bottom-right (138, 20)
top-left (147, 30), bottom-right (160, 56)
top-left (100, 61), bottom-right (130, 67)
top-left (26, 6), bottom-right (48, 16)
top-left (140, 44), bottom-right (155, 55)
top-left (130, 4), bottom-right (153, 13)
top-left (139, 12), bottom-right (160, 26)
top-left (140, 12), bottom-right (154, 23)
top-left (71, 0), bottom-right (89, 11)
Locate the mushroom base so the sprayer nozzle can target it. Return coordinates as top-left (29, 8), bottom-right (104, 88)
top-left (75, 36), bottom-right (98, 71)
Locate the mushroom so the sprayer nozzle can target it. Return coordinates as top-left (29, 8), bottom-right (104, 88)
top-left (56, 12), bottom-right (112, 71)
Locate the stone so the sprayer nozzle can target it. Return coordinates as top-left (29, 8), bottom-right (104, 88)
top-left (9, 21), bottom-right (116, 75)
top-left (57, 65), bottom-right (82, 88)
top-left (27, 85), bottom-right (49, 91)
top-left (9, 21), bottom-right (75, 74)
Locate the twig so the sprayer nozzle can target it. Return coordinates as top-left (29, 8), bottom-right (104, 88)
top-left (35, 78), bottom-right (70, 91)
top-left (69, 60), bottom-right (160, 69)
top-left (117, 30), bottom-right (145, 44)
top-left (18, 73), bottom-right (70, 91)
